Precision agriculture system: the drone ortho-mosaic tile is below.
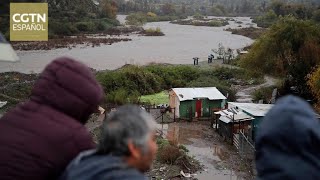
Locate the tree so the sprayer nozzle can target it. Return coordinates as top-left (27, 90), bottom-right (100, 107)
top-left (100, 0), bottom-right (118, 19)
top-left (270, 0), bottom-right (285, 16)
top-left (308, 66), bottom-right (320, 110)
top-left (181, 3), bottom-right (186, 14)
top-left (312, 9), bottom-right (320, 22)
top-left (240, 16), bottom-right (320, 98)
top-left (161, 3), bottom-right (176, 15)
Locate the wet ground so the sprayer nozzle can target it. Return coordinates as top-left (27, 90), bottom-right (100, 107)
top-left (165, 121), bottom-right (254, 180)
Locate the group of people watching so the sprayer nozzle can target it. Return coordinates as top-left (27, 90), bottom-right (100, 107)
top-left (0, 57), bottom-right (319, 180)
top-left (0, 57), bottom-right (157, 180)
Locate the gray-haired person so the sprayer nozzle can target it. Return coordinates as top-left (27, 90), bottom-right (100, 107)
top-left (60, 105), bottom-right (158, 180)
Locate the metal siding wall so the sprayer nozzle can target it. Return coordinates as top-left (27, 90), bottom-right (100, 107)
top-left (252, 116), bottom-right (262, 140)
top-left (179, 101), bottom-right (187, 118)
top-left (208, 100), bottom-right (223, 108)
top-left (202, 99), bottom-right (210, 117)
top-left (179, 100), bottom-right (195, 118)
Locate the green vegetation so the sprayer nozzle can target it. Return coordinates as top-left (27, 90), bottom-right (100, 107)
top-left (96, 64), bottom-right (263, 105)
top-left (240, 16), bottom-right (320, 100)
top-left (226, 27), bottom-right (267, 39)
top-left (140, 91), bottom-right (168, 105)
top-left (142, 27), bottom-right (165, 36)
top-left (308, 68), bottom-right (320, 111)
top-left (49, 18), bottom-right (119, 38)
top-left (0, 72), bottom-right (38, 113)
top-left (253, 10), bottom-right (278, 28)
top-left (252, 86), bottom-right (277, 103)
top-left (126, 12), bottom-right (187, 26)
top-left (253, 0), bottom-right (320, 28)
top-left (0, 0), bottom-right (120, 39)
top-left (156, 138), bottom-right (197, 165)
top-left (193, 13), bottom-right (204, 20)
top-left (48, 0), bottom-right (119, 37)
top-left (171, 19), bottom-right (229, 27)
top-left (116, 0), bottom-right (319, 17)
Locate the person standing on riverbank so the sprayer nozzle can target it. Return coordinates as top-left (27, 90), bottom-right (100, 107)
top-left (255, 95), bottom-right (320, 180)
top-left (60, 105), bottom-right (158, 180)
top-left (0, 57), bottom-right (104, 180)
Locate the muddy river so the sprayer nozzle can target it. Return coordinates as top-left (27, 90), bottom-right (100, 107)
top-left (0, 15), bottom-right (254, 73)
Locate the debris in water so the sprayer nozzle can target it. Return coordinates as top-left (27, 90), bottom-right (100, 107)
top-left (180, 170), bottom-right (191, 178)
top-left (159, 167), bottom-right (166, 172)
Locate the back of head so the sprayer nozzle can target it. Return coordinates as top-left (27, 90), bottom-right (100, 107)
top-left (98, 105), bottom-right (157, 156)
top-left (255, 95), bottom-right (320, 180)
top-left (31, 57), bottom-right (103, 123)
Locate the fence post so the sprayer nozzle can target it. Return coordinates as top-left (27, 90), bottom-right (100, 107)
top-left (190, 106), bottom-right (192, 122)
top-left (173, 108), bottom-right (176, 122)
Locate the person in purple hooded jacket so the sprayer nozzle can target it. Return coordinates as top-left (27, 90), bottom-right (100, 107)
top-left (0, 57), bottom-right (104, 180)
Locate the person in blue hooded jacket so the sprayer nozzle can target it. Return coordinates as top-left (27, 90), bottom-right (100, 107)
top-left (255, 95), bottom-right (320, 180)
top-left (60, 105), bottom-right (158, 180)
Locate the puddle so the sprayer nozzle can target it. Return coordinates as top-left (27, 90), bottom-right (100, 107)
top-left (164, 122), bottom-right (244, 180)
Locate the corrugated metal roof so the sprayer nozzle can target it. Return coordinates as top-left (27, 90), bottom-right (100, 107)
top-left (216, 107), bottom-right (254, 123)
top-left (172, 87), bottom-right (226, 102)
top-left (228, 102), bottom-right (273, 117)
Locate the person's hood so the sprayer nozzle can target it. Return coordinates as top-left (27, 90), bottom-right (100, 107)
top-left (60, 150), bottom-right (147, 180)
top-left (31, 57), bottom-right (103, 123)
top-left (255, 95), bottom-right (320, 180)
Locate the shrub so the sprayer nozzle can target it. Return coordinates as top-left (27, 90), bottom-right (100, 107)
top-left (252, 86), bottom-right (276, 103)
top-left (158, 144), bottom-right (183, 164)
top-left (157, 138), bottom-right (170, 149)
top-left (76, 22), bottom-right (95, 32)
top-left (95, 21), bottom-right (106, 31)
top-left (147, 12), bottom-right (157, 17)
top-left (208, 20), bottom-right (223, 27)
top-left (49, 21), bottom-right (78, 36)
top-left (193, 13), bottom-right (204, 20)
top-left (178, 145), bottom-right (189, 152)
top-left (126, 12), bottom-right (147, 26)
top-left (143, 27), bottom-right (164, 36)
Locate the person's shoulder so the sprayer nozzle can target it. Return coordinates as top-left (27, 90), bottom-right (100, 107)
top-left (104, 168), bottom-right (147, 180)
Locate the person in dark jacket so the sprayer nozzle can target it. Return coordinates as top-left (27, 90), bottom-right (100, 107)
top-left (60, 105), bottom-right (158, 180)
top-left (255, 95), bottom-right (320, 180)
top-left (0, 57), bottom-right (104, 180)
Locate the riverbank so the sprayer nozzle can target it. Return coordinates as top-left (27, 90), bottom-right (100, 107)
top-left (11, 26), bottom-right (166, 51)
top-left (12, 36), bottom-right (132, 51)
top-left (225, 27), bottom-right (267, 39)
top-left (171, 18), bottom-right (229, 27)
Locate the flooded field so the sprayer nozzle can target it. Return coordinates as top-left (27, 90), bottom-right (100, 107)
top-left (165, 122), bottom-right (253, 180)
top-left (0, 15), bottom-right (254, 73)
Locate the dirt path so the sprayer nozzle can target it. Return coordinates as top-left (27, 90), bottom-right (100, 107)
top-left (236, 76), bottom-right (276, 103)
top-left (165, 121), bottom-right (254, 180)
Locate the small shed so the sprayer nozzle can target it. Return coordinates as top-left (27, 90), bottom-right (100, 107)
top-left (214, 108), bottom-right (254, 142)
top-left (169, 87), bottom-right (227, 119)
top-left (227, 102), bottom-right (273, 140)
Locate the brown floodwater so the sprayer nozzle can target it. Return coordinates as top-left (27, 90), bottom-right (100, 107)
top-left (0, 15), bottom-right (254, 73)
top-left (166, 122), bottom-right (244, 180)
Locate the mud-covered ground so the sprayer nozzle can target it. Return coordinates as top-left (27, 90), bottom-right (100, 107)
top-left (165, 121), bottom-right (255, 180)
top-left (87, 117), bottom-right (255, 180)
